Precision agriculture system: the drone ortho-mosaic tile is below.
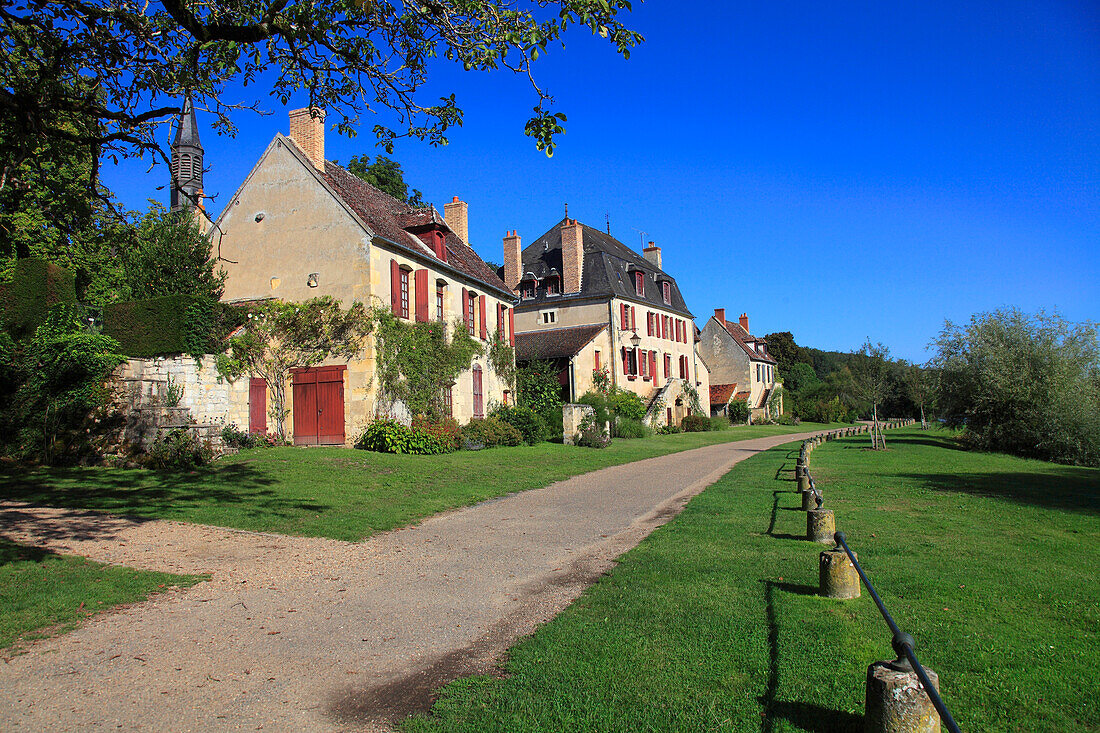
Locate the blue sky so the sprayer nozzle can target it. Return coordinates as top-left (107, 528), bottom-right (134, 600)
top-left (102, 0), bottom-right (1100, 363)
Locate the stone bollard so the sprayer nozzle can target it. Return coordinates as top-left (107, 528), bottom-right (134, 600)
top-left (801, 488), bottom-right (820, 510)
top-left (797, 474), bottom-right (811, 492)
top-left (865, 661), bottom-right (941, 733)
top-left (807, 508), bottom-right (835, 543)
top-left (819, 547), bottom-right (860, 599)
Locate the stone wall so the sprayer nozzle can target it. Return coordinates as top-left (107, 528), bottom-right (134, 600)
top-left (112, 355), bottom-right (251, 446)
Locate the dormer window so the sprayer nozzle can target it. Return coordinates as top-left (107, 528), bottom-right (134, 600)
top-left (520, 280), bottom-right (536, 299)
top-left (634, 271), bottom-right (645, 297)
top-left (545, 274), bottom-right (560, 295)
top-left (662, 281), bottom-right (671, 305)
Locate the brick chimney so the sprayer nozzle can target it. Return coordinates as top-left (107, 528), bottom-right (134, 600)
top-left (288, 107), bottom-right (326, 171)
top-left (739, 313), bottom-right (750, 333)
top-left (503, 230), bottom-right (522, 290)
top-left (642, 241), bottom-right (662, 269)
top-left (561, 218), bottom-right (584, 294)
top-left (443, 196), bottom-right (469, 246)
top-left (714, 308), bottom-right (726, 325)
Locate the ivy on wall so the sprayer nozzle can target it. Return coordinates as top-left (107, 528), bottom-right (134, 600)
top-left (372, 307), bottom-right (483, 421)
top-left (487, 333), bottom-right (516, 390)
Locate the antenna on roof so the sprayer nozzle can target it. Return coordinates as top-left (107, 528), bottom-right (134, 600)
top-left (606, 212), bottom-right (611, 235)
top-left (631, 228), bottom-right (647, 250)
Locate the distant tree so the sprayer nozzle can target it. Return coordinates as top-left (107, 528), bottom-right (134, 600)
top-left (764, 331), bottom-right (812, 378)
top-left (345, 155), bottom-right (425, 207)
top-left (931, 309), bottom-right (1100, 466)
top-left (900, 363), bottom-right (934, 429)
top-left (216, 297), bottom-right (374, 440)
top-left (847, 340), bottom-right (894, 449)
top-left (121, 205), bottom-right (226, 302)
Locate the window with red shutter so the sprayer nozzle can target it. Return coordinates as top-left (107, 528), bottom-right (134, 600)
top-left (635, 271), bottom-right (644, 296)
top-left (497, 304), bottom-right (504, 336)
top-left (390, 260), bottom-right (401, 317)
top-left (641, 349), bottom-right (649, 379)
top-left (414, 269), bottom-right (429, 322)
top-left (662, 281), bottom-right (671, 304)
top-left (467, 292), bottom-right (477, 336)
top-left (630, 306), bottom-right (636, 331)
top-left (621, 303), bottom-right (629, 330)
top-left (508, 307), bottom-right (515, 346)
top-left (472, 365), bottom-right (484, 417)
top-left (664, 353), bottom-right (671, 378)
top-left (594, 350), bottom-right (601, 371)
top-left (649, 351), bottom-right (658, 385)
top-left (399, 268), bottom-right (410, 319)
top-left (647, 312), bottom-right (653, 336)
top-left (436, 282), bottom-right (445, 321)
top-left (461, 287), bottom-right (469, 330)
top-left (479, 295), bottom-right (487, 340)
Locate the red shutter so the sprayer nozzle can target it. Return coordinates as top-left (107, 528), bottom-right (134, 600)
top-left (621, 303), bottom-right (628, 330)
top-left (630, 307), bottom-right (636, 331)
top-left (621, 346), bottom-right (628, 374)
top-left (479, 295), bottom-right (487, 340)
top-left (508, 307), bottom-right (515, 346)
top-left (497, 304), bottom-right (504, 336)
top-left (650, 351), bottom-right (658, 383)
top-left (461, 287), bottom-right (469, 330)
top-left (647, 312), bottom-right (653, 336)
top-left (390, 260), bottom-right (401, 317)
top-left (414, 269), bottom-right (429, 322)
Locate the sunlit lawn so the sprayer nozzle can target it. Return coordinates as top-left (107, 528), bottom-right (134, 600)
top-left (404, 427), bottom-right (1099, 732)
top-left (0, 422), bottom-right (841, 542)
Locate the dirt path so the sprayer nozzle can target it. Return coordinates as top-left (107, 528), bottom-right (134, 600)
top-left (0, 431), bottom-right (817, 732)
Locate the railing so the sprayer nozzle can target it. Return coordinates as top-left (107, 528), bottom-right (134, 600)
top-left (833, 530), bottom-right (962, 733)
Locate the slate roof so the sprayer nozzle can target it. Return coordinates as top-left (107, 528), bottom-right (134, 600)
top-left (710, 383), bottom-right (739, 406)
top-left (718, 318), bottom-right (777, 365)
top-left (318, 161), bottom-right (511, 297)
top-left (510, 218), bottom-right (692, 317)
top-left (514, 324), bottom-right (607, 362)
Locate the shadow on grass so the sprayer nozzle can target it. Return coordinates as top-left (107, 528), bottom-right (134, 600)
top-left (760, 580), bottom-right (862, 733)
top-left (0, 537), bottom-right (58, 566)
top-left (0, 461), bottom-right (327, 528)
top-left (901, 467), bottom-right (1100, 515)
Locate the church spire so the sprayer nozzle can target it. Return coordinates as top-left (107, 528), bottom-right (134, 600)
top-left (170, 97), bottom-right (205, 212)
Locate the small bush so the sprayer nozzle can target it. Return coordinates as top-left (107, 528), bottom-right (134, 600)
top-left (144, 428), bottom-right (214, 469)
top-left (614, 418), bottom-right (650, 439)
top-left (539, 407), bottom-right (564, 442)
top-left (220, 423), bottom-right (257, 449)
top-left (657, 423), bottom-right (682, 435)
top-left (574, 414), bottom-right (611, 448)
top-left (709, 416), bottom-right (730, 431)
top-left (490, 405), bottom-right (546, 445)
top-left (356, 419), bottom-right (450, 455)
top-left (412, 416), bottom-right (462, 452)
top-left (608, 389), bottom-right (646, 420)
top-left (461, 417), bottom-right (523, 449)
top-left (682, 414), bottom-right (710, 432)
top-left (776, 414), bottom-right (797, 425)
top-left (727, 400), bottom-right (751, 424)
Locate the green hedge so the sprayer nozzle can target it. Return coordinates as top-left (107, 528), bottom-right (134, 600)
top-left (103, 295), bottom-right (242, 358)
top-left (0, 259), bottom-right (77, 340)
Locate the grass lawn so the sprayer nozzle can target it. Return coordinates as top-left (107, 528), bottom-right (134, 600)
top-left (0, 422), bottom-right (840, 542)
top-left (402, 427), bottom-right (1100, 733)
top-left (0, 538), bottom-right (205, 654)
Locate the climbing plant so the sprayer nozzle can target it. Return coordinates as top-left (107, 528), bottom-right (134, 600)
top-left (486, 332), bottom-right (516, 391)
top-left (681, 379), bottom-right (704, 414)
top-left (372, 308), bottom-right (482, 420)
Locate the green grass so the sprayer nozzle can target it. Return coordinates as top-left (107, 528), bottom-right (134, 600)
top-left (0, 538), bottom-right (205, 653)
top-left (402, 427), bottom-right (1100, 733)
top-left (0, 423), bottom-right (841, 542)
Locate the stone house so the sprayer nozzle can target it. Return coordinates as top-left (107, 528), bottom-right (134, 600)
top-left (697, 309), bottom-right (782, 420)
top-left (213, 108), bottom-right (517, 445)
top-left (504, 218), bottom-right (709, 426)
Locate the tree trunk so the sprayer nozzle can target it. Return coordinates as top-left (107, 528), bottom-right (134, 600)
top-left (920, 403), bottom-right (927, 430)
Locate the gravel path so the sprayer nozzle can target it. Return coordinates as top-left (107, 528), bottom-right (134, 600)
top-left (0, 431), bottom-right (817, 732)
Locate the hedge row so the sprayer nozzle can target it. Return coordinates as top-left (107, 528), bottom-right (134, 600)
top-left (103, 295), bottom-right (243, 358)
top-left (0, 259), bottom-right (77, 340)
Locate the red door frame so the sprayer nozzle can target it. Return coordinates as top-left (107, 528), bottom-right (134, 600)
top-left (292, 366), bottom-right (347, 445)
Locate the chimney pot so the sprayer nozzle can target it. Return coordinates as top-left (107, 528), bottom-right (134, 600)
top-left (739, 313), bottom-right (750, 333)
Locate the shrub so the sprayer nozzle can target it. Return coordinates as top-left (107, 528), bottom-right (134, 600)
top-left (727, 400), bottom-right (750, 424)
top-left (656, 423), bottom-right (682, 435)
top-left (460, 417), bottom-right (523, 449)
top-left (575, 413), bottom-right (610, 448)
top-left (614, 418), bottom-right (649, 439)
top-left (709, 416), bottom-right (730, 431)
top-left (0, 259), bottom-right (77, 341)
top-left (576, 391), bottom-right (612, 429)
top-left (412, 415), bottom-right (462, 452)
top-left (539, 407), bottom-right (564, 442)
top-left (776, 414), bottom-right (798, 425)
top-left (356, 419), bottom-right (450, 455)
top-left (681, 414), bottom-right (710, 432)
top-left (144, 428), bottom-right (214, 469)
top-left (220, 423), bottom-right (258, 449)
top-left (608, 388), bottom-right (646, 420)
top-left (490, 405), bottom-right (546, 445)
top-left (103, 294), bottom-right (242, 358)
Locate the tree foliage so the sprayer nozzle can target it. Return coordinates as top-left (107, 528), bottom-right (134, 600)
top-left (121, 205), bottom-right (227, 301)
top-left (931, 309), bottom-right (1100, 467)
top-left (846, 340), bottom-right (893, 449)
top-left (763, 331), bottom-right (813, 379)
top-left (216, 297), bottom-right (374, 439)
top-left (345, 155), bottom-right (425, 207)
top-left (0, 0), bottom-right (643, 206)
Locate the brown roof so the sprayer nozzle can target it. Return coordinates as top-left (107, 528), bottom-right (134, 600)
top-left (719, 319), bottom-right (777, 364)
top-left (710, 383), bottom-right (739, 405)
top-left (734, 390), bottom-right (751, 401)
top-left (514, 324), bottom-right (607, 362)
top-left (318, 159), bottom-right (511, 297)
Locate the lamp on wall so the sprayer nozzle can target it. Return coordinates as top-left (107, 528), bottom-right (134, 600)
top-left (630, 331), bottom-right (641, 349)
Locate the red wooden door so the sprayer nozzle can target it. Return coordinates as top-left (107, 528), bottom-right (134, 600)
top-left (292, 366), bottom-right (346, 445)
top-left (249, 378), bottom-right (267, 434)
